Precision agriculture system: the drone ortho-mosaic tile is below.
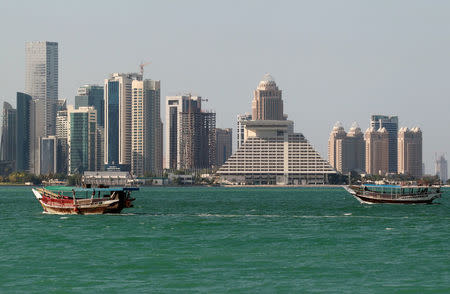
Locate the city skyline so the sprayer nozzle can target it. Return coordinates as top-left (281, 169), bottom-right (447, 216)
top-left (2, 1), bottom-right (450, 173)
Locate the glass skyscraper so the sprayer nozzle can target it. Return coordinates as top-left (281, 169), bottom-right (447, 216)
top-left (67, 106), bottom-right (97, 174)
top-left (1, 102), bottom-right (17, 162)
top-left (75, 85), bottom-right (104, 127)
top-left (25, 41), bottom-right (58, 136)
top-left (16, 92), bottom-right (32, 171)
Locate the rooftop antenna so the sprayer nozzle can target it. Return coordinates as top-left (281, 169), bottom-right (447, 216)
top-left (139, 61), bottom-right (151, 76)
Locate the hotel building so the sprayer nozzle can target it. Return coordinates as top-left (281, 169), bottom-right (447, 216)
top-left (218, 75), bottom-right (335, 185)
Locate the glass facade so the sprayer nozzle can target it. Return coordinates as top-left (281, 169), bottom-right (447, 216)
top-left (16, 92), bottom-right (32, 171)
top-left (25, 41), bottom-right (58, 136)
top-left (107, 81), bottom-right (119, 165)
top-left (75, 85), bottom-right (104, 127)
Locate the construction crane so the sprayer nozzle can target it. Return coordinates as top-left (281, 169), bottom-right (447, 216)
top-left (139, 61), bottom-right (151, 76)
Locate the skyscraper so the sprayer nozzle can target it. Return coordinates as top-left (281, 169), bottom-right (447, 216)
top-left (16, 92), bottom-right (32, 172)
top-left (218, 76), bottom-right (335, 185)
top-left (25, 41), bottom-right (58, 136)
top-left (370, 115), bottom-right (398, 173)
top-left (237, 113), bottom-right (252, 150)
top-left (165, 95), bottom-right (216, 170)
top-left (56, 108), bottom-right (68, 174)
top-left (75, 85), bottom-right (104, 127)
top-left (104, 73), bottom-right (142, 168)
top-left (29, 99), bottom-right (46, 174)
top-left (398, 127), bottom-right (422, 178)
top-left (328, 122), bottom-right (365, 174)
top-left (251, 74), bottom-right (284, 120)
top-left (67, 106), bottom-right (98, 174)
top-left (131, 79), bottom-right (162, 176)
top-left (328, 122), bottom-right (347, 171)
top-left (215, 128), bottom-right (232, 167)
top-left (435, 155), bottom-right (448, 183)
top-left (365, 127), bottom-right (389, 175)
top-left (40, 136), bottom-right (57, 174)
top-left (1, 102), bottom-right (17, 162)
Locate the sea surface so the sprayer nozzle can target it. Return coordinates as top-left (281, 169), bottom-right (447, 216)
top-left (0, 186), bottom-right (449, 293)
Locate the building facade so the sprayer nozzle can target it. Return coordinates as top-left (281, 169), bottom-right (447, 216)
top-left (398, 127), bottom-right (422, 178)
top-left (67, 106), bottom-right (98, 174)
top-left (104, 73), bottom-right (142, 168)
top-left (365, 127), bottom-right (389, 175)
top-left (29, 99), bottom-right (46, 174)
top-left (328, 122), bottom-right (365, 174)
top-left (25, 41), bottom-right (58, 137)
top-left (75, 85), bottom-right (104, 127)
top-left (165, 95), bottom-right (216, 170)
top-left (435, 155), bottom-right (448, 183)
top-left (370, 115), bottom-right (398, 173)
top-left (40, 136), bottom-right (57, 174)
top-left (131, 79), bottom-right (163, 176)
top-left (218, 120), bottom-right (335, 184)
top-left (1, 102), bottom-right (17, 162)
top-left (16, 92), bottom-right (32, 172)
top-left (215, 128), bottom-right (232, 167)
top-left (251, 74), bottom-right (284, 121)
top-left (218, 76), bottom-right (335, 185)
top-left (56, 109), bottom-right (68, 174)
top-left (237, 113), bottom-right (252, 150)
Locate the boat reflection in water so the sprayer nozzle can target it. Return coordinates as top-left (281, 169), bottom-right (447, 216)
top-left (344, 184), bottom-right (441, 204)
top-left (32, 186), bottom-right (138, 215)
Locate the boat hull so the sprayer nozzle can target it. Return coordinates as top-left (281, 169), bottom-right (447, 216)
top-left (344, 185), bottom-right (441, 204)
top-left (33, 188), bottom-right (130, 215)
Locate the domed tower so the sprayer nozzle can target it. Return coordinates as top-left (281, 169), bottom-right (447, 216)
top-left (328, 122), bottom-right (347, 171)
top-left (251, 74), bottom-right (284, 120)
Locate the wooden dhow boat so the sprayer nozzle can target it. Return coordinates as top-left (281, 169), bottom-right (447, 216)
top-left (344, 184), bottom-right (441, 204)
top-left (32, 186), bottom-right (138, 215)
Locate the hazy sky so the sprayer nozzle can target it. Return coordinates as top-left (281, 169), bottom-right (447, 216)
top-left (1, 0), bottom-right (450, 173)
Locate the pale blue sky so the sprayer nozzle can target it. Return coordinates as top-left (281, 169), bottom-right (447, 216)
top-left (1, 0), bottom-right (450, 173)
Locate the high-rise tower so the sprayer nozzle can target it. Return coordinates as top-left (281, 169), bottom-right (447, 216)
top-left (16, 93), bottom-right (32, 172)
top-left (328, 122), bottom-right (365, 174)
top-left (370, 115), bottom-right (398, 173)
top-left (237, 113), bottom-right (252, 150)
top-left (1, 102), bottom-right (17, 162)
top-left (131, 79), bottom-right (162, 176)
top-left (67, 106), bottom-right (98, 174)
top-left (165, 95), bottom-right (216, 170)
top-left (75, 85), bottom-right (104, 127)
top-left (435, 155), bottom-right (448, 183)
top-left (104, 73), bottom-right (142, 168)
top-left (398, 127), bottom-right (422, 178)
top-left (251, 74), bottom-right (284, 121)
top-left (25, 41), bottom-right (58, 136)
top-left (365, 127), bottom-right (389, 175)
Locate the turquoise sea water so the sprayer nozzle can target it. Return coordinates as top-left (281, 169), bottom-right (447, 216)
top-left (0, 186), bottom-right (449, 293)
